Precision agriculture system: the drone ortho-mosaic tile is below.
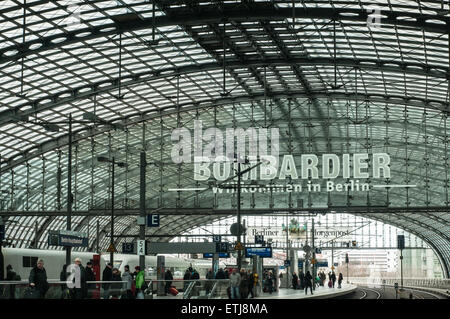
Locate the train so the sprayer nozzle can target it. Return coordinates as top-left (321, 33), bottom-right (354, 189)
top-left (1, 248), bottom-right (226, 281)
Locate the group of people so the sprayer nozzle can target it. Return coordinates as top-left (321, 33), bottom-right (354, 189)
top-left (291, 270), bottom-right (344, 295)
top-left (101, 263), bottom-right (147, 299)
top-left (4, 258), bottom-right (149, 299)
top-left (228, 268), bottom-right (258, 299)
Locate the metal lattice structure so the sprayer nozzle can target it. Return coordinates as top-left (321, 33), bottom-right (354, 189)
top-left (0, 1), bottom-right (449, 277)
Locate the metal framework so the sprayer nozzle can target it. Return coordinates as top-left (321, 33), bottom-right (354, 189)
top-left (0, 1), bottom-right (449, 277)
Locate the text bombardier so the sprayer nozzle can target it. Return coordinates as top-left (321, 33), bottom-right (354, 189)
top-left (193, 153), bottom-right (390, 181)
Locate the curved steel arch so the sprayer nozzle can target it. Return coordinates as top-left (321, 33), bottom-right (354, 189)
top-left (2, 90), bottom-right (447, 173)
top-left (1, 3), bottom-right (449, 65)
top-left (1, 56), bottom-right (448, 127)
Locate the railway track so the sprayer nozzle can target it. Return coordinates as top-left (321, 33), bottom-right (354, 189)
top-left (335, 285), bottom-right (443, 299)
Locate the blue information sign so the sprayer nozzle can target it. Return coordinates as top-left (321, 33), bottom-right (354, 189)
top-left (316, 261), bottom-right (329, 267)
top-left (298, 259), bottom-right (304, 268)
top-left (58, 234), bottom-right (89, 247)
top-left (122, 243), bottom-right (134, 254)
top-left (147, 214), bottom-right (160, 227)
top-left (0, 225), bottom-right (5, 241)
top-left (244, 247), bottom-right (272, 258)
top-left (216, 242), bottom-right (229, 253)
top-left (284, 260), bottom-right (291, 267)
top-left (203, 253), bottom-right (230, 258)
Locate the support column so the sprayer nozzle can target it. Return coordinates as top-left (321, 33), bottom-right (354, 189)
top-left (66, 114), bottom-right (72, 266)
top-left (139, 151), bottom-right (146, 272)
top-left (252, 255), bottom-right (262, 297)
top-left (212, 253), bottom-right (219, 276)
top-left (157, 256), bottom-right (165, 296)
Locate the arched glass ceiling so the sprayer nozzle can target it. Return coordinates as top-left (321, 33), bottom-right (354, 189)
top-left (0, 1), bottom-right (448, 277)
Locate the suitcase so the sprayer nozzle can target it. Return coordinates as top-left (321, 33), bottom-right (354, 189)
top-left (328, 281), bottom-right (332, 288)
top-left (169, 286), bottom-right (179, 296)
top-left (24, 287), bottom-right (41, 299)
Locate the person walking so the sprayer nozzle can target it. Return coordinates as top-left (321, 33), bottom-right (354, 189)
top-left (292, 272), bottom-right (298, 290)
top-left (338, 273), bottom-right (343, 289)
top-left (85, 261), bottom-right (96, 299)
top-left (134, 266), bottom-right (146, 299)
top-left (183, 268), bottom-right (191, 292)
top-left (73, 257), bottom-right (87, 299)
top-left (205, 268), bottom-right (214, 294)
top-left (164, 269), bottom-right (173, 295)
top-left (110, 268), bottom-right (122, 299)
top-left (247, 270), bottom-right (255, 298)
top-left (229, 269), bottom-right (241, 299)
top-left (60, 264), bottom-right (70, 299)
top-left (331, 271), bottom-right (337, 288)
top-left (29, 259), bottom-right (49, 299)
top-left (6, 264), bottom-right (19, 299)
top-left (299, 270), bottom-right (305, 290)
top-left (102, 263), bottom-right (113, 299)
top-left (122, 265), bottom-right (134, 299)
top-left (215, 268), bottom-right (225, 279)
top-left (239, 270), bottom-right (248, 299)
top-left (304, 271), bottom-right (313, 295)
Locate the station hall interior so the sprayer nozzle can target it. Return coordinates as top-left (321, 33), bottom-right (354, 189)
top-left (0, 0), bottom-right (449, 300)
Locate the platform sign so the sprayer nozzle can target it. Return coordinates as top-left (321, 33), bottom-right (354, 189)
top-left (48, 231), bottom-right (60, 246)
top-left (284, 260), bottom-right (291, 267)
top-left (137, 240), bottom-right (146, 256)
top-left (216, 242), bottom-right (229, 253)
top-left (147, 214), bottom-right (160, 227)
top-left (397, 235), bottom-right (405, 250)
top-left (244, 247), bottom-right (272, 258)
top-left (122, 243), bottom-right (134, 254)
top-left (316, 261), bottom-right (328, 267)
top-left (0, 225), bottom-right (5, 241)
top-left (255, 235), bottom-right (264, 244)
top-left (212, 235), bottom-right (221, 243)
top-left (58, 230), bottom-right (88, 247)
top-left (345, 253), bottom-right (349, 264)
top-left (203, 253), bottom-right (230, 258)
top-left (298, 259), bottom-right (304, 268)
top-left (315, 247), bottom-right (322, 254)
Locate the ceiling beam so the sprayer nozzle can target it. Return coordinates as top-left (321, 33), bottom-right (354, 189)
top-left (2, 56), bottom-right (447, 127)
top-left (1, 3), bottom-right (449, 65)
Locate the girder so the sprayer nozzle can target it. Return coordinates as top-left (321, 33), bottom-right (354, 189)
top-left (1, 4), bottom-right (449, 66)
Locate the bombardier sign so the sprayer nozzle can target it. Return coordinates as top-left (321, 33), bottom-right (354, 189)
top-left (169, 121), bottom-right (414, 193)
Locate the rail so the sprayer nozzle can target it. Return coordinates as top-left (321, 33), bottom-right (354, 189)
top-left (0, 279), bottom-right (231, 299)
top-left (347, 277), bottom-right (450, 289)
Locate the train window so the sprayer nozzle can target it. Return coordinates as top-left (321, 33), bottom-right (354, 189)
top-left (23, 256), bottom-right (38, 267)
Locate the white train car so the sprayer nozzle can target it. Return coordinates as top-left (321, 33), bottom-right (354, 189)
top-left (2, 247), bottom-right (105, 281)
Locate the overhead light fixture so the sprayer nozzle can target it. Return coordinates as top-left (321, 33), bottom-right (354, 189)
top-left (83, 112), bottom-right (101, 122)
top-left (97, 156), bottom-right (109, 163)
top-left (42, 123), bottom-right (60, 132)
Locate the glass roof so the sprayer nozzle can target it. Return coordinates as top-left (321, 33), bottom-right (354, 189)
top-left (0, 1), bottom-right (448, 277)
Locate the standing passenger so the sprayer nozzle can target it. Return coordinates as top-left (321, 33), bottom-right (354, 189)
top-left (304, 271), bottom-right (313, 295)
top-left (164, 269), bottom-right (173, 295)
top-left (85, 261), bottom-right (96, 299)
top-left (229, 269), bottom-right (241, 299)
top-left (134, 266), bottom-right (146, 299)
top-left (29, 259), bottom-right (49, 299)
top-left (102, 263), bottom-right (113, 299)
top-left (338, 273), bottom-right (343, 289)
top-left (122, 265), bottom-right (133, 299)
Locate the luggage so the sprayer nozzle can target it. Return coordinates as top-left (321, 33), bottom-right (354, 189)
top-left (169, 286), bottom-right (179, 296)
top-left (328, 281), bottom-right (332, 288)
top-left (24, 286), bottom-right (41, 299)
